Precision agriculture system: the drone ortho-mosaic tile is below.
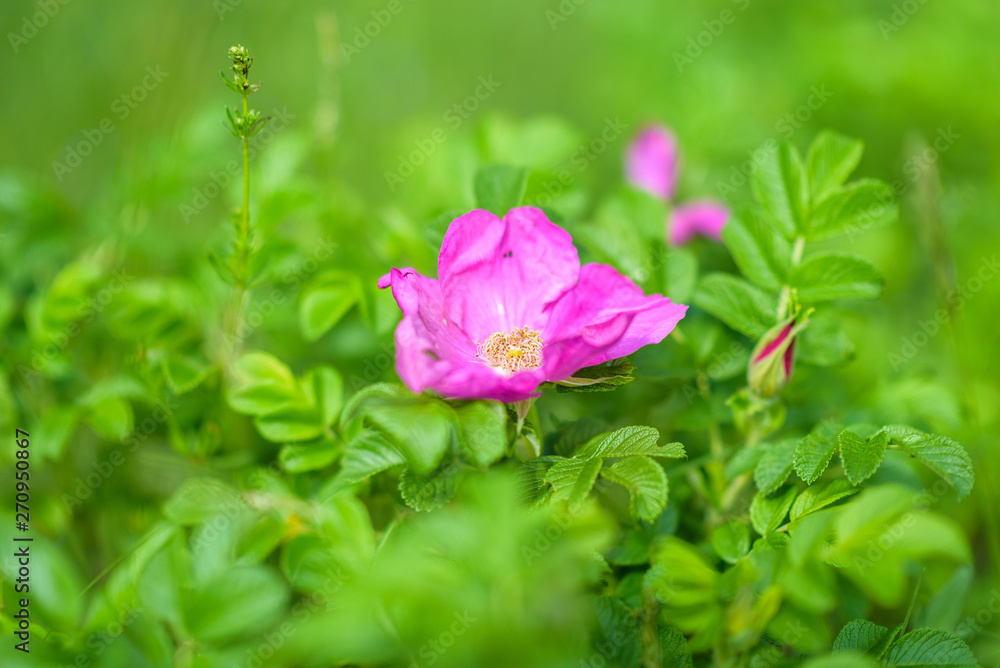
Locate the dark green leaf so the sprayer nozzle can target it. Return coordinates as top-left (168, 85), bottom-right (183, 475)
top-left (601, 456), bottom-right (670, 522)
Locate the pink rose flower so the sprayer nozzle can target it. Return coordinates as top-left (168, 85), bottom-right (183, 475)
top-left (625, 124), bottom-right (730, 245)
top-left (379, 207), bottom-right (687, 402)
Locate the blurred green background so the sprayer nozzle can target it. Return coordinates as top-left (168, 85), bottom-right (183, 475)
top-left (2, 0), bottom-right (1000, 665)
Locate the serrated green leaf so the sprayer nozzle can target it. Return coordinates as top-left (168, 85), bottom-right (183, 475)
top-left (545, 457), bottom-right (603, 508)
top-left (886, 429), bottom-right (975, 499)
top-left (754, 437), bottom-right (799, 495)
top-left (840, 429), bottom-right (888, 486)
top-left (333, 431), bottom-right (406, 488)
top-left (711, 519), bottom-right (750, 565)
top-left (882, 628), bottom-right (978, 667)
top-left (350, 387), bottom-right (452, 474)
top-left (794, 420), bottom-right (842, 483)
top-left (227, 351), bottom-right (303, 415)
top-left (721, 209), bottom-right (792, 290)
top-left (833, 619), bottom-right (889, 654)
top-left (579, 425), bottom-right (685, 459)
top-left (750, 486), bottom-right (797, 535)
top-left (474, 164), bottom-right (529, 215)
top-left (601, 456), bottom-right (670, 522)
top-left (725, 443), bottom-right (767, 479)
top-left (693, 273), bottom-right (777, 338)
top-left (555, 357), bottom-right (636, 393)
top-left (808, 179), bottom-right (897, 241)
top-left (790, 479), bottom-right (859, 521)
top-left (659, 626), bottom-right (694, 668)
top-left (790, 252), bottom-right (884, 302)
top-left (399, 461), bottom-right (462, 511)
top-left (806, 130), bottom-right (864, 202)
top-left (592, 597), bottom-right (642, 668)
top-left (751, 141), bottom-right (809, 237)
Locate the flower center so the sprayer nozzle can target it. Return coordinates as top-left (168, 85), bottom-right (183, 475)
top-left (478, 327), bottom-right (544, 374)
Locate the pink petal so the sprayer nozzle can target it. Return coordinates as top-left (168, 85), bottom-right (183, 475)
top-left (625, 125), bottom-right (679, 201)
top-left (541, 264), bottom-right (688, 379)
top-left (378, 267), bottom-right (476, 395)
top-left (668, 201), bottom-right (729, 246)
top-left (439, 207), bottom-right (579, 342)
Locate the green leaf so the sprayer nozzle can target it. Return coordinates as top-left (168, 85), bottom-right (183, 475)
top-left (399, 461), bottom-right (462, 511)
top-left (453, 400), bottom-right (508, 468)
top-left (182, 565), bottom-right (289, 642)
top-left (884, 428), bottom-right (975, 499)
top-left (555, 357), bottom-right (636, 393)
top-left (279, 437), bottom-right (340, 473)
top-left (349, 386), bottom-right (452, 474)
top-left (790, 479), bottom-right (859, 521)
top-left (664, 245), bottom-right (699, 305)
top-left (840, 429), bottom-right (888, 486)
top-left (808, 179), bottom-right (897, 241)
top-left (579, 425), bottom-right (685, 459)
top-left (474, 164), bottom-right (529, 215)
top-left (302, 365), bottom-right (344, 428)
top-left (882, 628), bottom-right (978, 667)
top-left (332, 431), bottom-right (406, 488)
top-left (922, 567), bottom-right (973, 632)
top-left (227, 351), bottom-right (302, 415)
top-left (659, 626), bottom-right (694, 668)
top-left (754, 438), bottom-right (799, 495)
top-left (806, 130), bottom-right (864, 202)
top-left (299, 274), bottom-right (361, 342)
top-left (721, 209), bottom-right (792, 290)
top-left (254, 403), bottom-right (325, 443)
top-left (793, 420), bottom-right (842, 483)
top-left (164, 478), bottom-right (245, 525)
top-left (790, 252), bottom-right (884, 302)
top-left (592, 597), bottom-right (642, 668)
top-left (749, 486), bottom-right (797, 535)
top-left (693, 273), bottom-right (777, 338)
top-left (83, 396), bottom-right (134, 442)
top-left (162, 354), bottom-right (215, 394)
top-left (798, 313), bottom-right (855, 367)
top-left (751, 141), bottom-right (809, 237)
top-left (601, 456), bottom-right (670, 522)
top-left (711, 519), bottom-right (751, 565)
top-left (833, 619), bottom-right (889, 654)
top-left (545, 457), bottom-right (603, 508)
top-left (802, 657), bottom-right (880, 668)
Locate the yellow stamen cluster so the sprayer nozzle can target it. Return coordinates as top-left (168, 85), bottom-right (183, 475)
top-left (478, 327), bottom-right (544, 374)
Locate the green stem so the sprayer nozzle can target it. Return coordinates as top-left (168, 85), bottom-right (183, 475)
top-left (240, 92), bottom-right (251, 278)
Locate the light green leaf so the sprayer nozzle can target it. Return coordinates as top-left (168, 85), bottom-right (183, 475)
top-left (840, 429), bottom-right (888, 486)
top-left (721, 209), bottom-right (792, 290)
top-left (332, 431), bottom-right (406, 489)
top-left (790, 479), bottom-right (859, 521)
top-left (545, 457), bottom-right (603, 508)
top-left (162, 354), bottom-right (215, 395)
top-left (279, 437), bottom-right (340, 473)
top-left (806, 130), bottom-right (864, 202)
top-left (754, 438), bottom-right (799, 495)
top-left (84, 396), bottom-right (134, 442)
top-left (711, 519), bottom-right (750, 565)
top-left (664, 245), bottom-right (699, 305)
top-left (798, 313), bottom-right (855, 367)
top-left (882, 628), bottom-right (978, 667)
top-left (790, 252), bottom-right (884, 302)
top-left (693, 273), bottom-right (777, 338)
top-left (579, 425), bottom-right (685, 459)
top-left (808, 179), bottom-right (897, 241)
top-left (601, 456), bottom-right (670, 522)
top-left (299, 275), bottom-right (360, 342)
top-left (453, 400), bottom-right (508, 468)
top-left (793, 420), bottom-right (842, 483)
top-left (302, 365), bottom-right (344, 428)
top-left (751, 141), bottom-right (809, 237)
top-left (227, 351), bottom-right (302, 415)
top-left (474, 164), bottom-right (529, 215)
top-left (750, 486), bottom-right (797, 535)
top-left (254, 403), bottom-right (325, 443)
top-left (182, 565), bottom-right (289, 642)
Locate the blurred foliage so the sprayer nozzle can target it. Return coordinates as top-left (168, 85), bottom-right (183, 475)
top-left (1, 0), bottom-right (999, 667)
